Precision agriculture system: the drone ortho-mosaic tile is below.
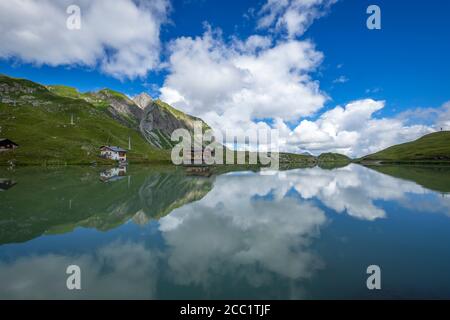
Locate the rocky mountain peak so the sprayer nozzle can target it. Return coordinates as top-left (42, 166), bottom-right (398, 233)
top-left (133, 92), bottom-right (153, 110)
top-left (91, 88), bottom-right (144, 128)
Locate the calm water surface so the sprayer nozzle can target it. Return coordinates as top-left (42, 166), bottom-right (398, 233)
top-left (0, 164), bottom-right (449, 299)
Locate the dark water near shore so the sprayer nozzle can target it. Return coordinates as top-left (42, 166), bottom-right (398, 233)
top-left (0, 164), bottom-right (449, 299)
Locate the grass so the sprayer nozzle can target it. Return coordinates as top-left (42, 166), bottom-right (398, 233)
top-left (318, 152), bottom-right (351, 163)
top-left (358, 131), bottom-right (450, 163)
top-left (47, 85), bottom-right (84, 99)
top-left (0, 75), bottom-right (170, 166)
top-left (154, 99), bottom-right (211, 131)
top-left (98, 88), bottom-right (132, 102)
top-left (366, 165), bottom-right (450, 193)
top-left (279, 152), bottom-right (317, 164)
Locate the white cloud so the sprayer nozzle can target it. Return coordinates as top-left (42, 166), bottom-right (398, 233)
top-left (258, 0), bottom-right (337, 38)
top-left (365, 87), bottom-right (381, 94)
top-left (289, 99), bottom-right (434, 157)
top-left (160, 26), bottom-right (327, 143)
top-left (160, 24), bottom-right (437, 157)
top-left (0, 0), bottom-right (169, 79)
top-left (333, 75), bottom-right (348, 84)
top-left (437, 101), bottom-right (450, 130)
top-left (0, 241), bottom-right (159, 299)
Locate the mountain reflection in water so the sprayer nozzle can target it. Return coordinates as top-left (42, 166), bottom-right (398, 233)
top-left (0, 164), bottom-right (449, 299)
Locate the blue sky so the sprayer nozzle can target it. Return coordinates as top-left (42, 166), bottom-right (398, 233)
top-left (2, 0), bottom-right (449, 111)
top-left (0, 0), bottom-right (449, 156)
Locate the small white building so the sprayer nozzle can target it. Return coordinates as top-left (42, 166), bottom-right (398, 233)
top-left (100, 146), bottom-right (127, 162)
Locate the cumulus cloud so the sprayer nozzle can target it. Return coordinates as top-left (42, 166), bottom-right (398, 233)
top-left (395, 101), bottom-right (450, 130)
top-left (158, 5), bottom-right (438, 158)
top-left (258, 0), bottom-right (337, 38)
top-left (289, 99), bottom-right (434, 157)
top-left (0, 0), bottom-right (169, 79)
top-left (0, 241), bottom-right (159, 299)
top-left (160, 27), bottom-right (436, 157)
top-left (437, 101), bottom-right (450, 130)
top-left (160, 26), bottom-right (327, 144)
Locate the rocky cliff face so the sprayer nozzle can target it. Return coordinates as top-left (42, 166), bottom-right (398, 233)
top-left (133, 92), bottom-right (153, 110)
top-left (91, 89), bottom-right (144, 128)
top-left (84, 90), bottom-right (209, 149)
top-left (139, 99), bottom-right (210, 149)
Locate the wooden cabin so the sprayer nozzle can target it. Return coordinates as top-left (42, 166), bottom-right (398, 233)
top-left (0, 139), bottom-right (19, 152)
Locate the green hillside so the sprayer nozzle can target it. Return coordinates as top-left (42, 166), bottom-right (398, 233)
top-left (359, 131), bottom-right (450, 163)
top-left (367, 165), bottom-right (450, 193)
top-left (318, 152), bottom-right (351, 163)
top-left (154, 99), bottom-right (210, 130)
top-left (0, 74), bottom-right (170, 166)
top-left (47, 85), bottom-right (84, 99)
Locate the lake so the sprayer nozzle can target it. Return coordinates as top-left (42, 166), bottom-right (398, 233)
top-left (0, 164), bottom-right (449, 299)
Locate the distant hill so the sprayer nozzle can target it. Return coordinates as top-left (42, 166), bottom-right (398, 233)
top-left (366, 165), bottom-right (450, 193)
top-left (318, 152), bottom-right (351, 163)
top-left (358, 131), bottom-right (450, 163)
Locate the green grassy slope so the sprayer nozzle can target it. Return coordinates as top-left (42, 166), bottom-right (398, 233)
top-left (97, 88), bottom-right (130, 101)
top-left (318, 152), bottom-right (351, 163)
top-left (47, 85), bottom-right (84, 99)
top-left (366, 165), bottom-right (450, 193)
top-left (47, 85), bottom-right (111, 109)
top-left (0, 74), bottom-right (170, 165)
top-left (154, 99), bottom-right (210, 131)
top-left (279, 152), bottom-right (317, 164)
top-left (359, 131), bottom-right (450, 163)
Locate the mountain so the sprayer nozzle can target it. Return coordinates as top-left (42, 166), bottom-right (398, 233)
top-left (140, 99), bottom-right (210, 149)
top-left (48, 86), bottom-right (144, 128)
top-left (90, 88), bottom-right (144, 128)
top-left (0, 74), bottom-right (215, 165)
top-left (278, 152), bottom-right (317, 165)
top-left (0, 74), bottom-right (170, 165)
top-left (359, 131), bottom-right (450, 163)
top-left (133, 92), bottom-right (153, 109)
top-left (49, 81), bottom-right (210, 149)
top-left (318, 153), bottom-right (351, 163)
